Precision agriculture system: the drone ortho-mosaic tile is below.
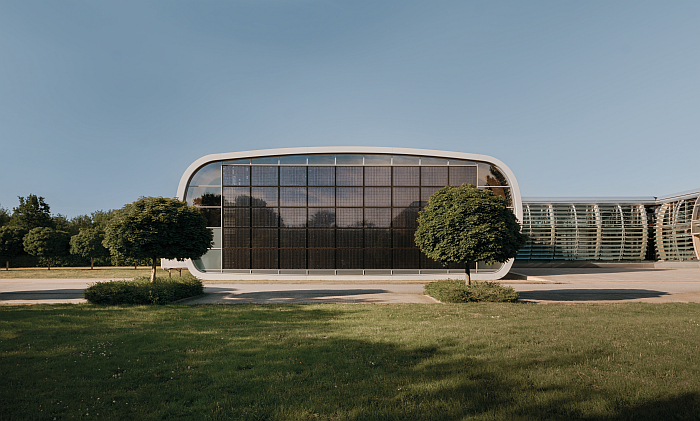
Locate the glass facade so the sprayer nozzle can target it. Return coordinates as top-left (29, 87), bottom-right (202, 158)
top-left (185, 153), bottom-right (515, 275)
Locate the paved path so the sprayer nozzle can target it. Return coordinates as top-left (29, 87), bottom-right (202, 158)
top-left (0, 268), bottom-right (697, 305)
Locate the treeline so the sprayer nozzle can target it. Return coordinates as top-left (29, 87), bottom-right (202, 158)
top-left (0, 195), bottom-right (150, 269)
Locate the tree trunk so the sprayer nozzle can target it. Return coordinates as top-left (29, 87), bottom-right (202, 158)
top-left (150, 257), bottom-right (157, 283)
top-left (90, 257), bottom-right (94, 270)
top-left (5, 260), bottom-right (8, 271)
top-left (465, 262), bottom-right (471, 286)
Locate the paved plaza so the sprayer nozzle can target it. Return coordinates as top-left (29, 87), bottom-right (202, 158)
top-left (0, 267), bottom-right (698, 305)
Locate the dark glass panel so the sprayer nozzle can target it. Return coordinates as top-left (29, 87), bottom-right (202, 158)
top-left (251, 166), bottom-right (278, 186)
top-left (279, 208), bottom-right (307, 228)
top-left (337, 229), bottom-right (363, 248)
top-left (251, 187), bottom-right (278, 207)
top-left (364, 187), bottom-right (391, 207)
top-left (365, 229), bottom-right (391, 248)
top-left (392, 208), bottom-right (420, 229)
top-left (223, 207), bottom-right (250, 227)
top-left (308, 249), bottom-right (335, 269)
top-left (335, 154), bottom-right (363, 165)
top-left (364, 167), bottom-right (391, 186)
top-left (449, 166), bottom-right (477, 186)
top-left (223, 228), bottom-right (250, 248)
top-left (223, 248), bottom-right (250, 269)
top-left (421, 167), bottom-right (448, 186)
top-left (336, 167), bottom-right (363, 186)
top-left (485, 186), bottom-right (512, 207)
top-left (280, 229), bottom-right (306, 248)
top-left (336, 187), bottom-right (363, 207)
top-left (251, 157), bottom-right (279, 165)
top-left (279, 155), bottom-right (307, 165)
top-left (337, 249), bottom-right (363, 269)
top-left (392, 188), bottom-right (420, 207)
top-left (308, 167), bottom-right (335, 186)
top-left (280, 187), bottom-right (306, 207)
top-left (308, 187), bottom-right (335, 206)
top-left (364, 249), bottom-right (391, 269)
top-left (252, 249), bottom-right (278, 269)
top-left (420, 252), bottom-right (446, 269)
top-left (393, 229), bottom-right (418, 248)
top-left (223, 158), bottom-right (250, 165)
top-left (222, 166), bottom-right (250, 186)
top-left (449, 159), bottom-right (477, 166)
top-left (252, 228), bottom-right (278, 248)
top-left (392, 167), bottom-right (419, 186)
top-left (392, 155), bottom-right (420, 165)
top-left (190, 162), bottom-right (221, 186)
top-left (364, 155), bottom-right (392, 165)
top-left (223, 187), bottom-right (250, 207)
top-left (308, 208), bottom-right (335, 227)
top-left (393, 249), bottom-right (420, 269)
top-left (478, 163), bottom-right (509, 187)
top-left (280, 248), bottom-right (306, 269)
top-left (280, 167), bottom-right (307, 186)
top-left (364, 208), bottom-right (391, 227)
top-left (421, 187), bottom-right (441, 206)
top-left (420, 157), bottom-right (448, 166)
top-left (252, 208), bottom-right (279, 227)
top-left (307, 155), bottom-right (335, 165)
top-left (308, 229), bottom-right (335, 248)
top-left (199, 208), bottom-right (221, 227)
top-left (187, 186), bottom-right (222, 206)
top-left (337, 208), bottom-right (363, 228)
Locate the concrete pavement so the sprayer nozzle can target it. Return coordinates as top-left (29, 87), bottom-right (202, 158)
top-left (0, 267), bottom-right (697, 305)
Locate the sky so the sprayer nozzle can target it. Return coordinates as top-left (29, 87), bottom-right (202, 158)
top-left (1, 0), bottom-right (698, 219)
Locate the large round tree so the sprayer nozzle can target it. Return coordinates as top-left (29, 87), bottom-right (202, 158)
top-left (70, 228), bottom-right (110, 269)
top-left (23, 227), bottom-right (70, 270)
top-left (103, 197), bottom-right (213, 282)
top-left (415, 184), bottom-right (527, 284)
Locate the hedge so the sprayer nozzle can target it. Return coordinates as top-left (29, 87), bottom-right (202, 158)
top-left (84, 275), bottom-right (203, 305)
top-left (424, 280), bottom-right (519, 303)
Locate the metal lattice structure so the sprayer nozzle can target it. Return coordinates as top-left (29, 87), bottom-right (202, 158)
top-left (655, 193), bottom-right (700, 261)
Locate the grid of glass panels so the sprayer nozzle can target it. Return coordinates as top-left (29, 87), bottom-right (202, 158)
top-left (186, 154), bottom-right (513, 272)
top-left (517, 203), bottom-right (648, 261)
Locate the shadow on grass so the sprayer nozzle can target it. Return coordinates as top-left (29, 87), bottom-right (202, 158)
top-left (518, 289), bottom-right (670, 302)
top-left (1, 305), bottom-right (698, 420)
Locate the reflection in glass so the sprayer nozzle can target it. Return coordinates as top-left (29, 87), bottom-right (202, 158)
top-left (337, 208), bottom-right (363, 227)
top-left (449, 159), bottom-right (476, 166)
top-left (251, 157), bottom-right (279, 165)
top-left (280, 155), bottom-right (307, 165)
top-left (223, 228), bottom-right (250, 248)
top-left (309, 208), bottom-right (335, 227)
top-left (335, 154), bottom-right (363, 165)
top-left (308, 167), bottom-right (335, 186)
top-left (187, 186), bottom-right (222, 206)
top-left (308, 187), bottom-right (335, 206)
top-left (280, 187), bottom-right (306, 206)
top-left (421, 187), bottom-right (441, 206)
top-left (336, 167), bottom-right (363, 186)
top-left (477, 163), bottom-right (509, 187)
top-left (421, 157), bottom-right (448, 166)
top-left (392, 155), bottom-right (420, 165)
top-left (252, 208), bottom-right (279, 227)
top-left (199, 208), bottom-right (221, 227)
top-left (251, 187), bottom-right (278, 207)
top-left (365, 188), bottom-right (391, 207)
top-left (363, 155), bottom-right (391, 165)
top-left (421, 167), bottom-right (448, 186)
top-left (223, 166), bottom-right (250, 186)
top-left (364, 167), bottom-right (391, 186)
top-left (280, 229), bottom-right (306, 248)
top-left (393, 167), bottom-right (419, 186)
top-left (223, 158), bottom-right (250, 165)
top-left (393, 188), bottom-right (420, 207)
top-left (252, 229), bottom-right (278, 248)
top-left (280, 167), bottom-right (306, 186)
top-left (485, 187), bottom-right (512, 206)
top-left (252, 166), bottom-right (278, 186)
top-left (224, 208), bottom-right (250, 227)
top-left (337, 187), bottom-right (363, 207)
top-left (307, 155), bottom-right (335, 165)
top-left (223, 187), bottom-right (249, 206)
top-left (392, 208), bottom-right (420, 229)
top-left (211, 228), bottom-right (222, 248)
top-left (364, 208), bottom-right (391, 227)
top-left (449, 166), bottom-right (477, 186)
top-left (280, 208), bottom-right (306, 227)
top-left (190, 162), bottom-right (221, 186)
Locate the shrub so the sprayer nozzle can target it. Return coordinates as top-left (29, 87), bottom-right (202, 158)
top-left (84, 275), bottom-right (203, 305)
top-left (424, 279), bottom-right (519, 303)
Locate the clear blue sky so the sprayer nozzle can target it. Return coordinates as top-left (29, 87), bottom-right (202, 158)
top-left (1, 1), bottom-right (698, 218)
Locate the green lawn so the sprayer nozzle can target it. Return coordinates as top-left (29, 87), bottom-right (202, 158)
top-left (0, 267), bottom-right (188, 279)
top-left (1, 303), bottom-right (699, 420)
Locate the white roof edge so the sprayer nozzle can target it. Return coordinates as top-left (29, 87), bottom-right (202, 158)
top-left (655, 188), bottom-right (700, 203)
top-left (523, 197), bottom-right (657, 204)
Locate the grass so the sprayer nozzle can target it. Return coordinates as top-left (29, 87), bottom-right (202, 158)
top-left (0, 267), bottom-right (190, 279)
top-left (1, 303), bottom-right (699, 420)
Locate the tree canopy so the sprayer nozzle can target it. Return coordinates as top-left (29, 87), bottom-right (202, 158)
top-left (70, 228), bottom-right (109, 269)
top-left (103, 197), bottom-right (213, 282)
top-left (414, 184), bottom-right (527, 284)
top-left (23, 227), bottom-right (70, 270)
top-left (0, 225), bottom-right (28, 270)
top-left (11, 195), bottom-right (54, 231)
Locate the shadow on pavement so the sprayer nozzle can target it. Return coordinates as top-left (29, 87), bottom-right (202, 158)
top-left (186, 287), bottom-right (392, 304)
top-left (0, 289), bottom-right (85, 301)
top-left (518, 288), bottom-right (669, 302)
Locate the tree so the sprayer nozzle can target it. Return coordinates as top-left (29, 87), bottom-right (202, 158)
top-left (11, 195), bottom-right (54, 231)
top-left (103, 197), bottom-right (213, 282)
top-left (0, 205), bottom-right (10, 228)
top-left (0, 226), bottom-right (28, 270)
top-left (70, 228), bottom-right (109, 269)
top-left (23, 227), bottom-right (70, 270)
top-left (414, 184), bottom-right (527, 285)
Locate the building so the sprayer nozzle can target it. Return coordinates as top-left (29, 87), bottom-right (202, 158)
top-left (171, 147), bottom-right (700, 281)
